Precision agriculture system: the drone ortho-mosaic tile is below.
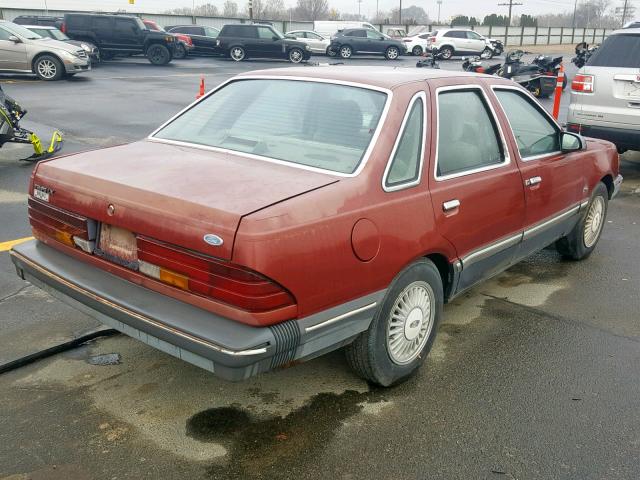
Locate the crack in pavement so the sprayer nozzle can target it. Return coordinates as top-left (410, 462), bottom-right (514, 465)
top-left (481, 293), bottom-right (640, 344)
top-left (0, 284), bottom-right (29, 304)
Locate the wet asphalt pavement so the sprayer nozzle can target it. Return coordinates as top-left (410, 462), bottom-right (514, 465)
top-left (0, 53), bottom-right (639, 480)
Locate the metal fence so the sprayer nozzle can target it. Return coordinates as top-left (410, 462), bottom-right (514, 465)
top-left (0, 7), bottom-right (614, 46)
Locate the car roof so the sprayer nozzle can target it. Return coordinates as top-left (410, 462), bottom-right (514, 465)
top-left (238, 66), bottom-right (493, 90)
top-left (23, 25), bottom-right (56, 29)
top-left (612, 27), bottom-right (640, 34)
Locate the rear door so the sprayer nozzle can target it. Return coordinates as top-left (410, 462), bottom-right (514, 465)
top-left (574, 33), bottom-right (640, 128)
top-left (428, 81), bottom-right (526, 293)
top-left (91, 16), bottom-right (114, 47)
top-left (491, 86), bottom-right (587, 258)
top-left (346, 29), bottom-right (367, 52)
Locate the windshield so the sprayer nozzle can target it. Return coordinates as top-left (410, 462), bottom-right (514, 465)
top-left (153, 79), bottom-right (388, 175)
top-left (3, 22), bottom-right (42, 40)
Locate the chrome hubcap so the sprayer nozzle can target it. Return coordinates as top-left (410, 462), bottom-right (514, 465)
top-left (388, 48), bottom-right (398, 59)
top-left (290, 50), bottom-right (302, 62)
top-left (38, 59), bottom-right (56, 78)
top-left (386, 281), bottom-right (435, 365)
top-left (340, 47), bottom-right (351, 57)
top-left (584, 196), bottom-right (605, 248)
top-left (231, 48), bottom-right (244, 60)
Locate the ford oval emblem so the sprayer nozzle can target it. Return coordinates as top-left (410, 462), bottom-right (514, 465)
top-left (203, 234), bottom-right (224, 246)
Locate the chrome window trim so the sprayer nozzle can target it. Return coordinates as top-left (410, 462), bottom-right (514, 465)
top-left (382, 91), bottom-right (427, 192)
top-left (490, 85), bottom-right (563, 162)
top-left (148, 75), bottom-right (394, 179)
top-left (434, 84), bottom-right (512, 182)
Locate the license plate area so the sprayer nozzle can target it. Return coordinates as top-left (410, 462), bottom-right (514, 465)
top-left (96, 223), bottom-right (138, 269)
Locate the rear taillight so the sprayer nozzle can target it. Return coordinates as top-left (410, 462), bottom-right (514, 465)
top-left (185, 36), bottom-right (193, 45)
top-left (136, 236), bottom-right (295, 313)
top-left (60, 22), bottom-right (66, 33)
top-left (571, 74), bottom-right (594, 93)
top-left (429, 36), bottom-right (436, 43)
top-left (28, 197), bottom-right (94, 250)
top-left (566, 122), bottom-right (581, 133)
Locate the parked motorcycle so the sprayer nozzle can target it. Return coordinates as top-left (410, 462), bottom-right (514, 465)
top-left (572, 42), bottom-right (599, 68)
top-left (0, 85), bottom-right (63, 161)
top-left (499, 50), bottom-right (557, 98)
top-left (461, 56), bottom-right (501, 75)
top-left (416, 47), bottom-right (445, 68)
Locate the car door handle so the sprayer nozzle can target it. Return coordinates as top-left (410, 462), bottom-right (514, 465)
top-left (443, 199), bottom-right (460, 211)
top-left (525, 176), bottom-right (542, 186)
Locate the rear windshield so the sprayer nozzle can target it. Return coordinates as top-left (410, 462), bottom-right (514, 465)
top-left (153, 79), bottom-right (388, 174)
top-left (588, 34), bottom-right (640, 67)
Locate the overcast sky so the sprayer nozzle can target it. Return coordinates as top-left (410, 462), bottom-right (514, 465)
top-left (2, 0), bottom-right (586, 22)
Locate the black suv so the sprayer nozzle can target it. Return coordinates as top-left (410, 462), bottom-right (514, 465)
top-left (13, 15), bottom-right (63, 29)
top-left (329, 29), bottom-right (407, 60)
top-left (62, 13), bottom-right (176, 65)
top-left (216, 24), bottom-right (311, 63)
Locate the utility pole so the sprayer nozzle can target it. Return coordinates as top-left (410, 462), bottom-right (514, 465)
top-left (437, 0), bottom-right (442, 24)
top-left (358, 0), bottom-right (363, 19)
top-left (43, 0), bottom-right (48, 14)
top-left (572, 0), bottom-right (578, 27)
top-left (249, 0), bottom-right (253, 20)
top-left (399, 0), bottom-right (402, 24)
top-left (621, 0), bottom-right (630, 26)
top-left (497, 0), bottom-right (523, 46)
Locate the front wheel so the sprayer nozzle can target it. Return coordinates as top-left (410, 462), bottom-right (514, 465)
top-left (34, 55), bottom-right (64, 81)
top-left (480, 47), bottom-right (494, 59)
top-left (556, 182), bottom-right (609, 260)
top-left (288, 47), bottom-right (304, 63)
top-left (229, 46), bottom-right (245, 61)
top-left (147, 44), bottom-right (172, 65)
top-left (412, 45), bottom-right (423, 56)
top-left (326, 46), bottom-right (336, 57)
top-left (339, 45), bottom-right (352, 59)
top-left (385, 46), bottom-right (400, 60)
top-left (345, 259), bottom-right (443, 387)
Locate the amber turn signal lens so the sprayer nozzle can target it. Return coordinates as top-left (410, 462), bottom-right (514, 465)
top-left (159, 268), bottom-right (189, 290)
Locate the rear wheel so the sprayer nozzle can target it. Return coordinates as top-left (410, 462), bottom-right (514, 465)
top-left (339, 45), bottom-right (352, 59)
top-left (412, 45), bottom-right (423, 56)
top-left (289, 47), bottom-right (304, 63)
top-left (147, 44), bottom-right (171, 65)
top-left (174, 42), bottom-right (188, 59)
top-left (34, 55), bottom-right (64, 81)
top-left (385, 46), bottom-right (400, 60)
top-left (345, 259), bottom-right (443, 387)
top-left (556, 182), bottom-right (608, 260)
top-left (230, 46), bottom-right (245, 61)
top-left (440, 46), bottom-right (453, 59)
top-left (326, 46), bottom-right (337, 57)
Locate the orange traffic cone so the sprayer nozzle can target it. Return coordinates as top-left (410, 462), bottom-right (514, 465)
top-left (196, 76), bottom-right (205, 99)
top-left (552, 65), bottom-right (564, 120)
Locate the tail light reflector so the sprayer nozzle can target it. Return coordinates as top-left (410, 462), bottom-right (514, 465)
top-left (137, 236), bottom-right (296, 312)
top-left (60, 22), bottom-right (66, 33)
top-left (571, 74), bottom-right (594, 93)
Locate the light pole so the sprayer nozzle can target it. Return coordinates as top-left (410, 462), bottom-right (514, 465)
top-left (399, 0), bottom-right (402, 24)
top-left (437, 0), bottom-right (442, 24)
top-left (44, 0), bottom-right (48, 14)
top-left (572, 0), bottom-right (578, 27)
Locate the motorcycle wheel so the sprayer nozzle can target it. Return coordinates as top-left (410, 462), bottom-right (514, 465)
top-left (480, 48), bottom-right (494, 60)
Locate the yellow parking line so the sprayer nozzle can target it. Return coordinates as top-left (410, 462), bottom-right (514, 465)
top-left (0, 236), bottom-right (34, 252)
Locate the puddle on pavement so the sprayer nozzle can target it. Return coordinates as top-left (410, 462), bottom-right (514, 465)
top-left (185, 389), bottom-right (388, 479)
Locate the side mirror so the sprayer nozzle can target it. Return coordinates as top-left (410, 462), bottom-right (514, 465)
top-left (561, 132), bottom-right (585, 152)
top-left (8, 35), bottom-right (21, 43)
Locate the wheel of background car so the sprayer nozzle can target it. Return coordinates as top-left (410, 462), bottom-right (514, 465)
top-left (147, 44), bottom-right (171, 65)
top-left (230, 46), bottom-right (245, 61)
top-left (326, 46), bottom-right (336, 57)
top-left (480, 47), bottom-right (493, 59)
top-left (288, 47), bottom-right (304, 63)
top-left (345, 259), bottom-right (443, 387)
top-left (440, 46), bottom-right (453, 59)
top-left (412, 45), bottom-right (423, 56)
top-left (173, 43), bottom-right (188, 59)
top-left (556, 182), bottom-right (609, 260)
top-left (34, 55), bottom-right (64, 81)
top-left (385, 46), bottom-right (400, 60)
top-left (339, 45), bottom-right (352, 59)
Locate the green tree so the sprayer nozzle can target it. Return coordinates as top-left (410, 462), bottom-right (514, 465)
top-left (519, 13), bottom-right (537, 27)
top-left (482, 13), bottom-right (509, 26)
top-left (451, 15), bottom-right (470, 26)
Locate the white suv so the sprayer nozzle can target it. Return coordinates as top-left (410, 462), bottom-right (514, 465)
top-left (429, 29), bottom-right (493, 59)
top-left (567, 28), bottom-right (640, 153)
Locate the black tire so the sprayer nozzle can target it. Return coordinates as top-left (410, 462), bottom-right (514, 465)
top-left (326, 46), bottom-right (336, 57)
top-left (440, 46), bottom-right (454, 59)
top-left (385, 46), bottom-right (400, 60)
top-left (345, 259), bottom-right (443, 387)
top-left (412, 45), bottom-right (423, 56)
top-left (556, 182), bottom-right (609, 260)
top-left (174, 42), bottom-right (188, 59)
top-left (289, 47), bottom-right (304, 63)
top-left (147, 44), bottom-right (172, 65)
top-left (339, 45), bottom-right (353, 59)
top-left (33, 55), bottom-right (64, 81)
top-left (229, 45), bottom-right (246, 61)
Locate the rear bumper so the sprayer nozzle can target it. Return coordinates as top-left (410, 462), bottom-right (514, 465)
top-left (566, 121), bottom-right (640, 151)
top-left (11, 240), bottom-right (383, 381)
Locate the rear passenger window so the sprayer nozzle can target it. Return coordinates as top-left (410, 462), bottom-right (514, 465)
top-left (494, 89), bottom-right (560, 159)
top-left (385, 95), bottom-right (425, 189)
top-left (92, 17), bottom-right (111, 30)
top-left (437, 89), bottom-right (504, 178)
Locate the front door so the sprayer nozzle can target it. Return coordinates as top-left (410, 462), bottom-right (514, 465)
top-left (428, 82), bottom-right (526, 293)
top-left (0, 27), bottom-right (28, 71)
top-left (255, 26), bottom-right (284, 57)
top-left (491, 86), bottom-right (587, 258)
top-left (366, 29), bottom-right (386, 53)
top-left (114, 17), bottom-right (142, 51)
top-left (466, 31), bottom-right (487, 54)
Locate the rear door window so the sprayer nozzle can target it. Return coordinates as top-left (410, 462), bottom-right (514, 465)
top-left (588, 34), bottom-right (640, 67)
top-left (92, 17), bottom-right (112, 31)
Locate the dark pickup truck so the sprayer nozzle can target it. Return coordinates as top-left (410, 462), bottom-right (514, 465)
top-left (62, 13), bottom-right (176, 65)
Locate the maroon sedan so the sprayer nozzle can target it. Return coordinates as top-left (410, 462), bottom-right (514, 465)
top-left (11, 67), bottom-right (622, 386)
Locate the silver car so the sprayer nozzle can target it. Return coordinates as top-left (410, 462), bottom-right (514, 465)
top-left (0, 20), bottom-right (90, 81)
top-left (285, 30), bottom-right (331, 55)
top-left (567, 28), bottom-right (640, 153)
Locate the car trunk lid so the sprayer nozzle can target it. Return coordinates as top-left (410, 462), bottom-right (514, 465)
top-left (32, 140), bottom-right (338, 261)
